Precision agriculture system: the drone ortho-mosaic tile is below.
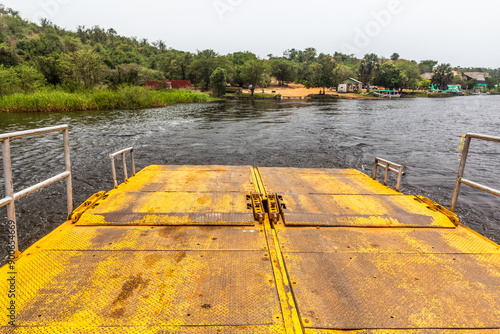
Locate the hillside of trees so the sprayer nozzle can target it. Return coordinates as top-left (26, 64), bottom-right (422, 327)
top-left (1, 5), bottom-right (499, 99)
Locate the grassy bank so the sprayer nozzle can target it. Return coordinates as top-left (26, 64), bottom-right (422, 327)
top-left (0, 86), bottom-right (215, 112)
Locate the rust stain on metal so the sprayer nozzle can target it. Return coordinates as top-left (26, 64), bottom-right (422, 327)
top-left (173, 251), bottom-right (186, 263)
top-left (112, 273), bottom-right (150, 306)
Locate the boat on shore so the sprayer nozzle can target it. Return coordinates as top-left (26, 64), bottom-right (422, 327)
top-left (373, 89), bottom-right (401, 98)
top-left (1, 126), bottom-right (500, 333)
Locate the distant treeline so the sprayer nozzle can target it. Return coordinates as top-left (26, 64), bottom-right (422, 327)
top-left (1, 4), bottom-right (499, 97)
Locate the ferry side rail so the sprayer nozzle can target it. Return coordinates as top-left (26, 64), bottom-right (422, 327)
top-left (451, 133), bottom-right (500, 212)
top-left (109, 147), bottom-right (135, 188)
top-left (373, 157), bottom-right (404, 191)
top-left (0, 125), bottom-right (73, 257)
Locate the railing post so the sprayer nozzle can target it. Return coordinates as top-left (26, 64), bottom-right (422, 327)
top-left (63, 128), bottom-right (74, 218)
top-left (110, 156), bottom-right (118, 188)
top-left (131, 149), bottom-right (136, 176)
top-left (384, 164), bottom-right (389, 185)
top-left (3, 139), bottom-right (19, 257)
top-left (372, 159), bottom-right (378, 179)
top-left (109, 147), bottom-right (135, 187)
top-left (396, 165), bottom-right (404, 192)
top-left (122, 153), bottom-right (128, 180)
top-left (451, 136), bottom-right (472, 212)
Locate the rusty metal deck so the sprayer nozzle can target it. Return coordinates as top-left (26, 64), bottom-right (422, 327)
top-left (2, 166), bottom-right (500, 333)
top-left (77, 165), bottom-right (256, 226)
top-left (259, 167), bottom-right (455, 228)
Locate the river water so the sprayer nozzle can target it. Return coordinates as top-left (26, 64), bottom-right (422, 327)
top-left (1, 96), bottom-right (499, 259)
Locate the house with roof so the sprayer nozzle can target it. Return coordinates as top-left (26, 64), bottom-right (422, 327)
top-left (463, 72), bottom-right (490, 85)
top-left (421, 72), bottom-right (434, 80)
top-left (337, 78), bottom-right (362, 93)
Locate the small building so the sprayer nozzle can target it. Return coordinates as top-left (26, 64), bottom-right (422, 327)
top-left (421, 72), bottom-right (434, 80)
top-left (338, 78), bottom-right (363, 93)
top-left (463, 72), bottom-right (489, 84)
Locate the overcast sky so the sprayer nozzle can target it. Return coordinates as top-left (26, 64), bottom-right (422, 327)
top-left (3, 0), bottom-right (499, 68)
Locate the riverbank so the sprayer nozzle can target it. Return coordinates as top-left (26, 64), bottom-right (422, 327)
top-left (242, 83), bottom-right (462, 100)
top-left (0, 87), bottom-right (215, 112)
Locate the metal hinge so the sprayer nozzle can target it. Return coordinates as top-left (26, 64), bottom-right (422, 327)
top-left (267, 193), bottom-right (282, 224)
top-left (250, 193), bottom-right (265, 224)
top-left (70, 191), bottom-right (107, 223)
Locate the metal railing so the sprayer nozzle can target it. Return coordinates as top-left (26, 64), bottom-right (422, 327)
top-left (450, 133), bottom-right (500, 212)
top-left (0, 125), bottom-right (73, 256)
top-left (110, 147), bottom-right (135, 188)
top-left (373, 157), bottom-right (404, 192)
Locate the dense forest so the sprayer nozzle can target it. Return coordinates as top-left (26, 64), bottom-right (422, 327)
top-left (1, 4), bottom-right (499, 100)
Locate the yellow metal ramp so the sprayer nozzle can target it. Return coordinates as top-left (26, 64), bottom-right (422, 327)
top-left (77, 165), bottom-right (257, 226)
top-left (2, 217), bottom-right (285, 332)
top-left (258, 167), bottom-right (500, 332)
top-left (2, 165), bottom-right (500, 333)
top-left (258, 167), bottom-right (456, 227)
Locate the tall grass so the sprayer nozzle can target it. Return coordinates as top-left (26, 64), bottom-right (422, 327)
top-left (0, 86), bottom-right (214, 112)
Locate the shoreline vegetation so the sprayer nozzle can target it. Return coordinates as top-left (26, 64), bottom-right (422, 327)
top-left (0, 5), bottom-right (498, 112)
top-left (0, 84), bottom-right (484, 113)
top-left (0, 87), bottom-right (215, 112)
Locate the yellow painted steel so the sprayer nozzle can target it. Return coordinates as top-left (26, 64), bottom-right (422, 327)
top-left (259, 167), bottom-right (400, 195)
top-left (261, 168), bottom-right (500, 332)
top-left (2, 165), bottom-right (500, 333)
top-left (70, 191), bottom-right (106, 223)
top-left (306, 330), bottom-right (500, 333)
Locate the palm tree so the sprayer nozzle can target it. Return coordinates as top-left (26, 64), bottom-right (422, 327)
top-left (432, 63), bottom-right (454, 90)
top-left (359, 53), bottom-right (380, 92)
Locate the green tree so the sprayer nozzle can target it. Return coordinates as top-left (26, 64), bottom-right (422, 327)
top-left (372, 63), bottom-right (403, 91)
top-left (268, 58), bottom-right (295, 86)
top-left (359, 53), bottom-right (380, 92)
top-left (419, 60), bottom-right (438, 74)
top-left (228, 51), bottom-right (258, 86)
top-left (485, 77), bottom-right (499, 90)
top-left (0, 65), bottom-right (20, 95)
top-left (466, 78), bottom-right (478, 90)
top-left (188, 50), bottom-right (232, 91)
top-left (240, 59), bottom-right (266, 96)
top-left (332, 64), bottom-right (356, 88)
top-left (390, 53), bottom-right (400, 61)
top-left (419, 78), bottom-right (431, 90)
top-left (432, 63), bottom-right (453, 89)
top-left (394, 60), bottom-right (421, 90)
top-left (304, 54), bottom-right (336, 94)
top-left (15, 63), bottom-right (46, 92)
top-left (0, 44), bottom-right (20, 67)
top-left (156, 50), bottom-right (193, 80)
top-left (60, 49), bottom-right (106, 88)
top-left (452, 75), bottom-right (466, 88)
top-left (210, 67), bottom-right (227, 97)
top-left (34, 54), bottom-right (63, 85)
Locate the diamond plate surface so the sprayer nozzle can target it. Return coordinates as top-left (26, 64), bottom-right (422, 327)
top-left (277, 226), bottom-right (500, 254)
top-left (0, 250), bottom-right (283, 328)
top-left (119, 165), bottom-right (255, 193)
top-left (38, 225), bottom-right (267, 251)
top-left (1, 325), bottom-right (285, 333)
top-left (258, 167), bottom-right (398, 195)
top-left (305, 329), bottom-right (500, 334)
top-left (285, 252), bottom-right (500, 329)
top-left (77, 192), bottom-right (255, 226)
top-left (279, 194), bottom-right (455, 227)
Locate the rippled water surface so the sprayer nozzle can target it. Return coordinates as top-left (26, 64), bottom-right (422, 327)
top-left (1, 96), bottom-right (499, 259)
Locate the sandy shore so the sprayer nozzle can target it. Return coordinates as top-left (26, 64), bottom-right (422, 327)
top-left (244, 83), bottom-right (380, 100)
